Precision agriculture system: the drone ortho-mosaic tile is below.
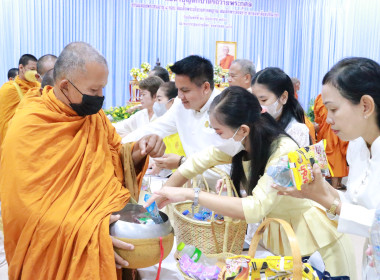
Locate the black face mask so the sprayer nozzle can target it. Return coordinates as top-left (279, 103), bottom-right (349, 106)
top-left (61, 80), bottom-right (104, 116)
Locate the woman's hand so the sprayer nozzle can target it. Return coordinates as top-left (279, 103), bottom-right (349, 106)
top-left (144, 187), bottom-right (193, 209)
top-left (272, 163), bottom-right (337, 209)
top-left (154, 154), bottom-right (181, 169)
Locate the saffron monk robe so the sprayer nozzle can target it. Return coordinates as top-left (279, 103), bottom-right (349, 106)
top-left (0, 42), bottom-right (165, 280)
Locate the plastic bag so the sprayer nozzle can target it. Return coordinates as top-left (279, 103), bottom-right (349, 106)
top-left (287, 140), bottom-right (333, 190)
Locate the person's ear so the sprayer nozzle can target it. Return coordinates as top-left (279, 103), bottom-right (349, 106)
top-left (36, 73), bottom-right (42, 83)
top-left (240, 124), bottom-right (250, 138)
top-left (18, 64), bottom-right (24, 73)
top-left (58, 79), bottom-right (69, 91)
top-left (244, 74), bottom-right (251, 84)
top-left (203, 81), bottom-right (211, 94)
top-left (361, 95), bottom-right (376, 119)
top-left (280, 90), bottom-right (288, 104)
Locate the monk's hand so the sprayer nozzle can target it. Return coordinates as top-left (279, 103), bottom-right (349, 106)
top-left (272, 163), bottom-right (331, 202)
top-left (144, 187), bottom-right (193, 209)
top-left (154, 154), bottom-right (181, 169)
top-left (137, 134), bottom-right (165, 158)
top-left (109, 214), bottom-right (134, 269)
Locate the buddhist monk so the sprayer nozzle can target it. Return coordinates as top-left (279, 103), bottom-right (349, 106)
top-left (314, 93), bottom-right (348, 189)
top-left (36, 54), bottom-right (58, 82)
top-left (0, 54), bottom-right (40, 144)
top-left (0, 42), bottom-right (165, 280)
top-left (7, 68), bottom-right (18, 81)
top-left (219, 45), bottom-right (234, 69)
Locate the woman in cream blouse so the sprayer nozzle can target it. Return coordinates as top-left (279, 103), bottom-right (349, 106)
top-left (274, 57), bottom-right (380, 279)
top-left (145, 87), bottom-right (356, 278)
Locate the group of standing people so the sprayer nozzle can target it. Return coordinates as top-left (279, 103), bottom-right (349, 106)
top-left (0, 40), bottom-right (379, 280)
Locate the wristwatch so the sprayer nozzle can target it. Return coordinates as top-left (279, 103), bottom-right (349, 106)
top-left (178, 156), bottom-right (186, 167)
top-left (326, 198), bottom-right (340, 220)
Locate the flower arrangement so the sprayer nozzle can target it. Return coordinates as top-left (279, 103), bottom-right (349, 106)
top-left (306, 98), bottom-right (315, 122)
top-left (130, 68), bottom-right (141, 80)
top-left (214, 65), bottom-right (223, 77)
top-left (214, 75), bottom-right (222, 86)
top-left (140, 62), bottom-right (151, 73)
top-left (166, 63), bottom-right (173, 74)
top-left (137, 72), bottom-right (148, 81)
top-left (104, 104), bottom-right (138, 123)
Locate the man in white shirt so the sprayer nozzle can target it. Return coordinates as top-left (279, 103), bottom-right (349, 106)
top-left (227, 59), bottom-right (256, 92)
top-left (123, 55), bottom-right (230, 188)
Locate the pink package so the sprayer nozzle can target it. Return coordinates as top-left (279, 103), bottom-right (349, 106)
top-left (187, 262), bottom-right (205, 279)
top-left (179, 254), bottom-right (193, 273)
top-left (200, 265), bottom-right (221, 280)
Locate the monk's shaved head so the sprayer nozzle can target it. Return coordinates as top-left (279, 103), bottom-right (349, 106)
top-left (53, 42), bottom-right (107, 83)
top-left (41, 69), bottom-right (55, 88)
top-left (37, 54), bottom-right (57, 77)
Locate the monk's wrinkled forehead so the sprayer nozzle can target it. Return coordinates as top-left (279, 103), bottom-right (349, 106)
top-left (54, 42), bottom-right (108, 83)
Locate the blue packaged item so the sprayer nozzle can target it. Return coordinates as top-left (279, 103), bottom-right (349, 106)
top-left (144, 193), bottom-right (164, 224)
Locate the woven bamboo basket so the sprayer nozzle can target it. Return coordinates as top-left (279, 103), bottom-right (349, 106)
top-left (173, 167), bottom-right (247, 255)
top-left (178, 218), bottom-right (303, 280)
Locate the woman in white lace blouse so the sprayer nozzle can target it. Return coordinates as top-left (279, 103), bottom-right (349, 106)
top-left (274, 57), bottom-right (380, 279)
top-left (251, 67), bottom-right (310, 147)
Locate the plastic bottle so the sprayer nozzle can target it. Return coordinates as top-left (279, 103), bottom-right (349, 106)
top-left (144, 194), bottom-right (164, 224)
top-left (177, 242), bottom-right (216, 266)
top-left (267, 156), bottom-right (293, 187)
top-left (370, 209), bottom-right (380, 275)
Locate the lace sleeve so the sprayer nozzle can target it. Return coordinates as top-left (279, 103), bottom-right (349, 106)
top-left (286, 122), bottom-right (310, 147)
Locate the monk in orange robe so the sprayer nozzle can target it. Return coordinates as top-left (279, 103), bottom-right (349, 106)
top-left (219, 45), bottom-right (234, 69)
top-left (314, 94), bottom-right (348, 189)
top-left (0, 54), bottom-right (40, 144)
top-left (305, 116), bottom-right (316, 144)
top-left (0, 42), bottom-right (165, 280)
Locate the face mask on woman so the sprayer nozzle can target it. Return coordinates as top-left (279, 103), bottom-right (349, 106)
top-left (215, 127), bottom-right (246, 157)
top-left (153, 98), bottom-right (174, 117)
top-left (261, 99), bottom-right (283, 119)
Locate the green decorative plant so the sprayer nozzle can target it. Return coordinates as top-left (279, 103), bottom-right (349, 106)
top-left (306, 98), bottom-right (315, 122)
top-left (104, 104), bottom-right (138, 123)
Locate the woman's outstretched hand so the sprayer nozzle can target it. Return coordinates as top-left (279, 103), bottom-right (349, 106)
top-left (143, 187), bottom-right (193, 209)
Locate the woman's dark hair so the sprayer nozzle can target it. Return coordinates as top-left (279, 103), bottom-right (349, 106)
top-left (322, 57), bottom-right (380, 129)
top-left (139, 76), bottom-right (164, 98)
top-left (251, 67), bottom-right (306, 130)
top-left (210, 86), bottom-right (290, 196)
top-left (159, 82), bottom-right (178, 100)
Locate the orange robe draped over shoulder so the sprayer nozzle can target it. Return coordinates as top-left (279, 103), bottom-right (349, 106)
top-left (0, 75), bottom-right (40, 144)
top-left (304, 116), bottom-right (316, 144)
top-left (219, 54), bottom-right (234, 69)
top-left (0, 87), bottom-right (146, 279)
top-left (314, 94), bottom-right (348, 177)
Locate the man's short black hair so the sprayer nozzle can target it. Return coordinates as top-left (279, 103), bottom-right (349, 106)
top-left (7, 68), bottom-right (18, 79)
top-left (18, 54), bottom-right (37, 66)
top-left (170, 55), bottom-right (214, 90)
top-left (151, 66), bottom-right (169, 82)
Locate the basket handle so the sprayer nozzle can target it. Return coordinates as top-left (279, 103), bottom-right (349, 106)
top-left (248, 218), bottom-right (302, 280)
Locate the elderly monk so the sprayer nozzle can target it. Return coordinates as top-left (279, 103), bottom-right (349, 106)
top-left (0, 54), bottom-right (40, 144)
top-left (0, 42), bottom-right (165, 280)
top-left (314, 93), bottom-right (348, 189)
top-left (36, 54), bottom-right (58, 82)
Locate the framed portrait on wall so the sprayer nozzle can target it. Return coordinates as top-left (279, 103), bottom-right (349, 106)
top-left (216, 41), bottom-right (237, 70)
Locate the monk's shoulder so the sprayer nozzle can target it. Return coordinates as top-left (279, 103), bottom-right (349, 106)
top-left (0, 81), bottom-right (18, 96)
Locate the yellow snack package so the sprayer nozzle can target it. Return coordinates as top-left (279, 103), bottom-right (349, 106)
top-left (288, 140), bottom-right (333, 190)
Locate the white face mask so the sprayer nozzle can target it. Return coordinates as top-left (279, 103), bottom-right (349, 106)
top-left (215, 127), bottom-right (246, 157)
top-left (261, 99), bottom-right (283, 119)
top-left (153, 102), bottom-right (167, 117)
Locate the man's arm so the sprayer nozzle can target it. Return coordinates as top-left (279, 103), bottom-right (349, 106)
top-left (132, 134), bottom-right (166, 173)
top-left (122, 98), bottom-right (180, 143)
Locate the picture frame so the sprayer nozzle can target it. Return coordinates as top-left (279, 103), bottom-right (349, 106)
top-left (216, 41), bottom-right (237, 70)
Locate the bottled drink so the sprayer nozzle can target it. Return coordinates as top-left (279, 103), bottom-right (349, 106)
top-left (267, 156), bottom-right (293, 187)
top-left (370, 209), bottom-right (380, 274)
top-left (177, 242), bottom-right (216, 266)
top-left (144, 194), bottom-right (164, 224)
